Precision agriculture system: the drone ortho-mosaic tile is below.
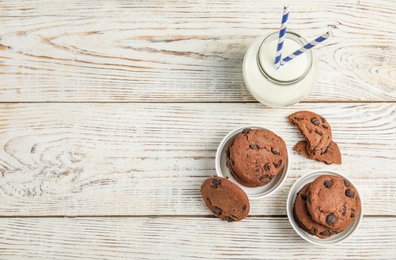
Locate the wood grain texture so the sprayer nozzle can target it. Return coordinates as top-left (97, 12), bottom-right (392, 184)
top-left (1, 1), bottom-right (396, 258)
top-left (0, 217), bottom-right (395, 259)
top-left (1, 0), bottom-right (395, 102)
top-left (1, 103), bottom-right (395, 216)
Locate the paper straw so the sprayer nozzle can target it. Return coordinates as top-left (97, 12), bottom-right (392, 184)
top-left (274, 4), bottom-right (290, 69)
top-left (280, 30), bottom-right (333, 65)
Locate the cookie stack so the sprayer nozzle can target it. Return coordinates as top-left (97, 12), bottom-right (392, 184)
top-left (288, 111), bottom-right (342, 165)
top-left (225, 128), bottom-right (288, 187)
top-left (293, 175), bottom-right (361, 238)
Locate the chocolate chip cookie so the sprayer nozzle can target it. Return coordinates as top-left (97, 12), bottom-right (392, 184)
top-left (294, 183), bottom-right (336, 239)
top-left (306, 175), bottom-right (361, 232)
top-left (293, 140), bottom-right (342, 165)
top-left (288, 111), bottom-right (332, 156)
top-left (226, 128), bottom-right (287, 187)
top-left (200, 177), bottom-right (250, 222)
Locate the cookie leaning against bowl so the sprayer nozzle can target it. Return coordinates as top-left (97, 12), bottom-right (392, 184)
top-left (293, 182), bottom-right (336, 239)
top-left (288, 111), bottom-right (332, 157)
top-left (306, 175), bottom-right (361, 232)
top-left (226, 128), bottom-right (287, 187)
top-left (200, 177), bottom-right (250, 222)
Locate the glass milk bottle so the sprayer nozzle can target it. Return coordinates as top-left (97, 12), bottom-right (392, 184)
top-left (243, 32), bottom-right (318, 107)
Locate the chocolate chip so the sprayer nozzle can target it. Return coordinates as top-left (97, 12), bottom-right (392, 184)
top-left (323, 145), bottom-right (330, 154)
top-left (344, 180), bottom-right (350, 187)
top-left (212, 178), bottom-right (221, 189)
top-left (322, 124), bottom-right (329, 129)
top-left (342, 205), bottom-right (347, 216)
top-left (351, 211), bottom-right (355, 218)
top-left (293, 116), bottom-right (303, 121)
top-left (315, 129), bottom-right (323, 136)
top-left (312, 148), bottom-right (318, 155)
top-left (263, 163), bottom-right (271, 171)
top-left (326, 214), bottom-right (336, 225)
top-left (242, 128), bottom-right (251, 136)
top-left (311, 118), bottom-right (319, 126)
top-left (231, 159), bottom-right (235, 165)
top-left (345, 189), bottom-right (355, 198)
top-left (213, 206), bottom-right (222, 216)
top-left (226, 216), bottom-right (235, 222)
top-left (273, 160), bottom-right (282, 168)
top-left (321, 117), bottom-right (326, 124)
top-left (259, 175), bottom-right (269, 181)
top-left (271, 148), bottom-right (280, 155)
top-left (249, 144), bottom-right (258, 149)
top-left (301, 193), bottom-right (310, 200)
top-left (320, 230), bottom-right (330, 236)
top-left (311, 227), bottom-right (316, 233)
top-left (207, 198), bottom-right (212, 205)
top-left (242, 205), bottom-right (247, 211)
top-left (324, 180), bottom-right (332, 188)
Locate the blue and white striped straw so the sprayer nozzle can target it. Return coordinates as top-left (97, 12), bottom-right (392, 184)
top-left (280, 30), bottom-right (333, 65)
top-left (274, 4), bottom-right (290, 69)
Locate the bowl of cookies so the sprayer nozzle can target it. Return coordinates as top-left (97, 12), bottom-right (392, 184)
top-left (287, 170), bottom-right (363, 245)
top-left (215, 126), bottom-right (290, 199)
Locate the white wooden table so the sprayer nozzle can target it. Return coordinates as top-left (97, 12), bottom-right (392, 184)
top-left (1, 1), bottom-right (395, 259)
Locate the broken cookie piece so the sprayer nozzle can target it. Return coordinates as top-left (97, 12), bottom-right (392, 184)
top-left (293, 141), bottom-right (342, 165)
top-left (288, 111), bottom-right (332, 156)
top-left (289, 111), bottom-right (342, 165)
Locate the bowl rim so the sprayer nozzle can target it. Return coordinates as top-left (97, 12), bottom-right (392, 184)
top-left (286, 170), bottom-right (364, 246)
top-left (215, 125), bottom-right (290, 199)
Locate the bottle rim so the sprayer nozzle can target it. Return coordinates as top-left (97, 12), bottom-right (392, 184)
top-left (256, 32), bottom-right (313, 85)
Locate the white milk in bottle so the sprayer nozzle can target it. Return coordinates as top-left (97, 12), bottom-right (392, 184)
top-left (243, 32), bottom-right (318, 107)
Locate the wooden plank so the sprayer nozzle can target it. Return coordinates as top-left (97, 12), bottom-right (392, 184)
top-left (0, 0), bottom-right (395, 102)
top-left (0, 102), bottom-right (395, 216)
top-left (0, 217), bottom-right (395, 259)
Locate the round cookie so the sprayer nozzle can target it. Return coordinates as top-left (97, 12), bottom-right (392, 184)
top-left (288, 111), bottom-right (332, 156)
top-left (306, 175), bottom-right (361, 232)
top-left (226, 128), bottom-right (287, 187)
top-left (294, 182), bottom-right (336, 239)
top-left (200, 177), bottom-right (250, 222)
